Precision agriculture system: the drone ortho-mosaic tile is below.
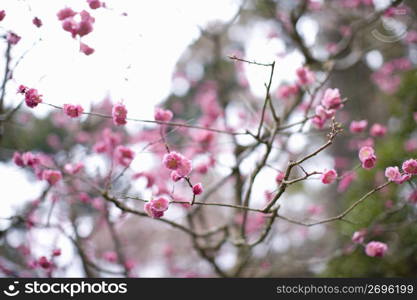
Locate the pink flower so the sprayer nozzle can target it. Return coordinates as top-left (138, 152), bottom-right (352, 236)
top-left (176, 157), bottom-right (192, 177)
top-left (42, 170), bottom-right (62, 185)
top-left (337, 171), bottom-right (356, 192)
top-left (22, 152), bottom-right (40, 167)
top-left (275, 171), bottom-right (285, 184)
top-left (296, 66), bottom-right (315, 86)
top-left (7, 32), bottom-right (21, 45)
top-left (114, 146), bottom-right (135, 167)
top-left (12, 152), bottom-right (24, 167)
top-left (63, 104), bottom-right (84, 118)
top-left (77, 10), bottom-right (94, 37)
top-left (64, 162), bottom-right (84, 175)
top-left (150, 197), bottom-right (170, 212)
top-left (312, 115), bottom-right (326, 129)
top-left (170, 171), bottom-right (182, 182)
top-left (87, 0), bottom-right (102, 9)
top-left (352, 229), bottom-right (367, 244)
top-left (80, 42), bottom-right (94, 55)
top-left (402, 159), bottom-right (417, 175)
top-left (24, 88), bottom-right (43, 108)
top-left (163, 151), bottom-right (183, 170)
top-left (361, 155), bottom-right (377, 169)
top-left (33, 17), bottom-right (42, 28)
top-left (321, 88), bottom-right (343, 110)
top-left (103, 251), bottom-right (117, 263)
top-left (365, 241), bottom-right (388, 257)
top-left (370, 123), bottom-right (387, 137)
top-left (414, 112), bottom-right (417, 122)
top-left (321, 169), bottom-right (337, 184)
top-left (57, 7), bottom-right (77, 21)
top-left (154, 108), bottom-right (173, 122)
top-left (38, 256), bottom-right (52, 269)
top-left (358, 146), bottom-right (376, 169)
top-left (315, 105), bottom-right (335, 120)
top-left (144, 197), bottom-right (170, 218)
top-left (112, 102), bottom-right (127, 126)
top-left (52, 249), bottom-right (61, 256)
top-left (0, 10), bottom-right (5, 21)
top-left (192, 183), bottom-right (203, 195)
top-left (385, 166), bottom-right (402, 183)
top-left (62, 17), bottom-right (78, 37)
top-left (349, 120), bottom-right (368, 133)
top-left (276, 84), bottom-right (299, 99)
top-left (17, 85), bottom-right (28, 94)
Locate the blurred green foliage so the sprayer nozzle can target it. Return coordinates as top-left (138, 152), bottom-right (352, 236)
top-left (323, 69), bottom-right (417, 277)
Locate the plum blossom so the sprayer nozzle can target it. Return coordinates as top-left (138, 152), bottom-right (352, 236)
top-left (144, 197), bottom-right (170, 218)
top-left (365, 241), bottom-right (388, 257)
top-left (80, 42), bottom-right (94, 56)
top-left (192, 183), bottom-right (203, 195)
top-left (42, 170), bottom-right (62, 185)
top-left (337, 171), bottom-right (356, 192)
top-left (112, 102), bottom-right (127, 126)
top-left (0, 10), bottom-right (5, 21)
top-left (402, 159), bottom-right (417, 175)
top-left (154, 107), bottom-right (173, 122)
top-left (349, 120), bottom-right (368, 133)
top-left (87, 0), bottom-right (102, 9)
top-left (275, 171), bottom-right (285, 184)
top-left (21, 88), bottom-right (43, 108)
top-left (163, 151), bottom-right (192, 177)
top-left (370, 123), bottom-right (387, 137)
top-left (33, 17), bottom-right (42, 28)
top-left (296, 66), bottom-right (315, 86)
top-left (276, 84), bottom-right (299, 99)
top-left (352, 229), bottom-right (367, 244)
top-left (114, 146), bottom-right (135, 167)
top-left (321, 88), bottom-right (343, 110)
top-left (57, 7), bottom-right (77, 20)
top-left (358, 146), bottom-right (376, 169)
top-left (384, 166), bottom-right (402, 183)
top-left (321, 169), bottom-right (337, 184)
top-left (7, 32), bottom-right (21, 45)
top-left (38, 256), bottom-right (52, 269)
top-left (63, 104), bottom-right (84, 118)
top-left (64, 162), bottom-right (84, 175)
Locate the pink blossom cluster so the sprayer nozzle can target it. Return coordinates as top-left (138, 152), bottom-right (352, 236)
top-left (312, 88), bottom-right (344, 129)
top-left (64, 162), bottom-right (84, 175)
top-left (7, 32), bottom-right (21, 45)
top-left (87, 0), bottom-right (103, 10)
top-left (358, 146), bottom-right (376, 169)
top-left (385, 159), bottom-right (417, 184)
top-left (365, 241), bottom-right (388, 257)
top-left (112, 102), bottom-right (128, 126)
top-left (321, 169), bottom-right (338, 184)
top-left (371, 58), bottom-right (412, 94)
top-left (114, 146), bottom-right (135, 167)
top-left (296, 66), bottom-right (315, 86)
top-left (57, 8), bottom-right (95, 55)
top-left (63, 104), bottom-right (84, 118)
top-left (163, 151), bottom-right (192, 179)
top-left (18, 85), bottom-right (42, 108)
top-left (276, 84), bottom-right (299, 100)
top-left (144, 197), bottom-right (170, 218)
top-left (154, 107), bottom-right (173, 122)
